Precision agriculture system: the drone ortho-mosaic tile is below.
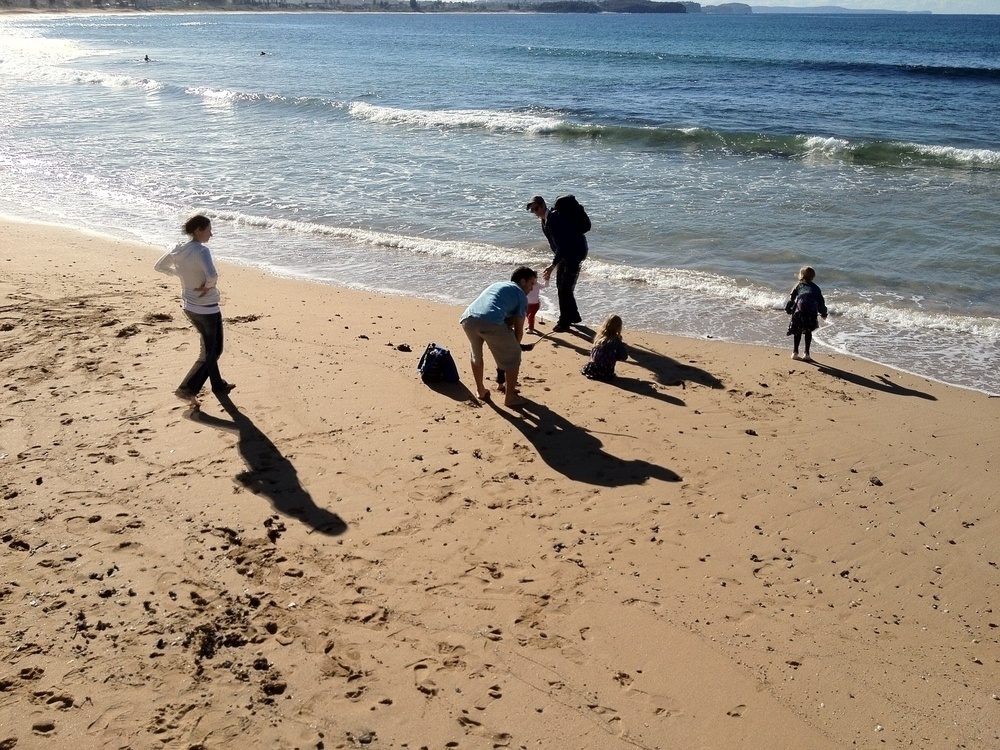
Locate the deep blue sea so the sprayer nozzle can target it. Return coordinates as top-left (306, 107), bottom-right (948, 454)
top-left (1, 11), bottom-right (998, 393)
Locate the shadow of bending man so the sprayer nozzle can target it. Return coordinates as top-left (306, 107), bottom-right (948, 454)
top-left (187, 395), bottom-right (348, 535)
top-left (493, 400), bottom-right (681, 486)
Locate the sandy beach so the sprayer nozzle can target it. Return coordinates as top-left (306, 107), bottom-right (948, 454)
top-left (1, 217), bottom-right (997, 749)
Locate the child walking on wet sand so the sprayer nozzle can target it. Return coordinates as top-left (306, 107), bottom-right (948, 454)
top-left (582, 314), bottom-right (628, 381)
top-left (785, 266), bottom-right (828, 362)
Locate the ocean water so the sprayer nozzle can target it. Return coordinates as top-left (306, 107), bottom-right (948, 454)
top-left (1, 11), bottom-right (998, 394)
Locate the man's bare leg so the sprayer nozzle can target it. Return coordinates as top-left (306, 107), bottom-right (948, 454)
top-left (503, 366), bottom-right (526, 407)
top-left (471, 358), bottom-right (489, 400)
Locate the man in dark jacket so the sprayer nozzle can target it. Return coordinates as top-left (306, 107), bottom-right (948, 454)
top-left (537, 195), bottom-right (589, 332)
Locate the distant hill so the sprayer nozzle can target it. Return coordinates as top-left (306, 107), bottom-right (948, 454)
top-left (700, 3), bottom-right (753, 12)
top-left (752, 5), bottom-right (932, 12)
top-left (600, 0), bottom-right (686, 11)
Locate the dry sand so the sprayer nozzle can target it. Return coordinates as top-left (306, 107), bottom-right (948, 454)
top-left (1, 217), bottom-right (997, 749)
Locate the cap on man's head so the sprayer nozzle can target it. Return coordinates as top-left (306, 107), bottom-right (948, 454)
top-left (525, 195), bottom-right (545, 211)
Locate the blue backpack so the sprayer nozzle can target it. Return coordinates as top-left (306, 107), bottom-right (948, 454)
top-left (418, 343), bottom-right (460, 384)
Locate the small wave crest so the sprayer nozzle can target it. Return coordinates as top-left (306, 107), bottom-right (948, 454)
top-left (210, 210), bottom-right (547, 269)
top-left (803, 136), bottom-right (1000, 168)
top-left (348, 102), bottom-right (565, 134)
top-left (186, 86), bottom-right (281, 105)
top-left (5, 62), bottom-right (162, 91)
top-left (181, 86), bottom-right (348, 112)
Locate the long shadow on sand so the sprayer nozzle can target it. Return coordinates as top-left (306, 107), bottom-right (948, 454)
top-left (627, 342), bottom-right (724, 391)
top-left (812, 361), bottom-right (937, 401)
top-left (492, 400), bottom-right (681, 486)
top-left (186, 395), bottom-right (348, 535)
top-left (607, 375), bottom-right (687, 406)
top-left (537, 329), bottom-right (720, 401)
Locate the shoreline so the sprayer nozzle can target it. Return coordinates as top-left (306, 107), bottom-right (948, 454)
top-left (3, 11), bottom-right (998, 399)
top-left (2, 217), bottom-right (998, 748)
top-left (8, 210), bottom-right (996, 401)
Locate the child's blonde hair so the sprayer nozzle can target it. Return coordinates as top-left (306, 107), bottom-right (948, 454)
top-left (798, 266), bottom-right (816, 282)
top-left (594, 314), bottom-right (623, 346)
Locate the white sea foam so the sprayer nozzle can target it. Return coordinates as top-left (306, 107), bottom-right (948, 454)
top-left (77, 70), bottom-right (162, 91)
top-left (802, 135), bottom-right (851, 153)
top-left (23, 65), bottom-right (162, 91)
top-left (185, 86), bottom-right (310, 107)
top-left (801, 134), bottom-right (1000, 166)
top-left (838, 301), bottom-right (1000, 338)
top-left (212, 210), bottom-right (544, 268)
top-left (348, 102), bottom-right (565, 134)
top-left (909, 142), bottom-right (1000, 165)
top-left (187, 87), bottom-right (247, 105)
top-left (585, 258), bottom-right (785, 307)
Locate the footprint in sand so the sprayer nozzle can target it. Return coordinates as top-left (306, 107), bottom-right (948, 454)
top-left (64, 514), bottom-right (103, 536)
top-left (654, 706), bottom-right (681, 718)
top-left (46, 694), bottom-right (75, 710)
top-left (727, 703), bottom-right (747, 717)
top-left (412, 663), bottom-right (438, 697)
top-left (436, 642), bottom-right (467, 671)
top-left (32, 720), bottom-right (56, 735)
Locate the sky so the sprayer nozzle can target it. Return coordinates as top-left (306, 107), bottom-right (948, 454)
top-left (752, 0), bottom-right (998, 11)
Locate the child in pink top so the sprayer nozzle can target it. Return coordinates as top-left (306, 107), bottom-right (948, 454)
top-left (526, 274), bottom-right (548, 333)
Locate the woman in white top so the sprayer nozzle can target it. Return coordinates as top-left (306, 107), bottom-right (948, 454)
top-left (154, 214), bottom-right (234, 405)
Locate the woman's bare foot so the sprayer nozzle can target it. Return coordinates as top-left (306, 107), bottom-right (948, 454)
top-left (477, 390), bottom-right (491, 402)
top-left (504, 395), bottom-right (527, 407)
top-left (174, 387), bottom-right (201, 407)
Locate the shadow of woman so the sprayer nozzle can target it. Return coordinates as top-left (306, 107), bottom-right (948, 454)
top-left (813, 362), bottom-right (937, 400)
top-left (186, 395), bottom-right (348, 535)
top-left (491, 400), bottom-right (681, 486)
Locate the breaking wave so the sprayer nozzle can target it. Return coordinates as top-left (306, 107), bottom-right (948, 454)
top-left (347, 103), bottom-right (1000, 168)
